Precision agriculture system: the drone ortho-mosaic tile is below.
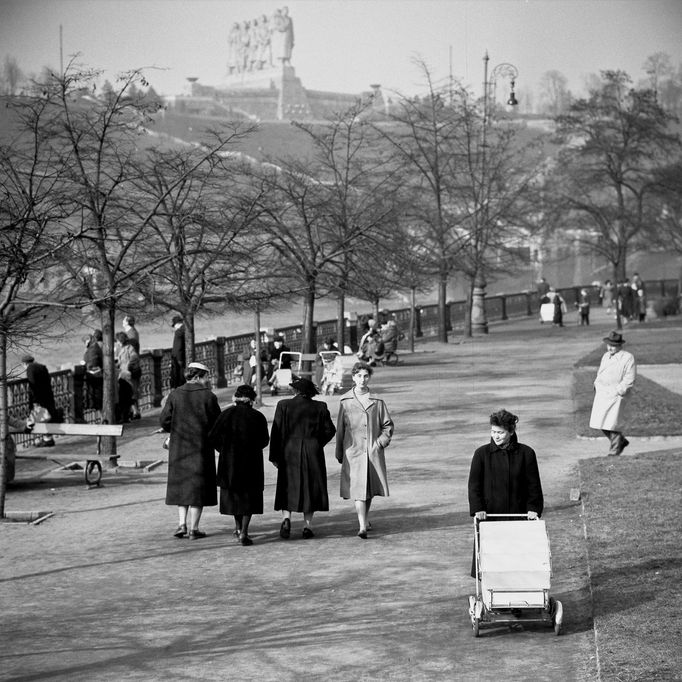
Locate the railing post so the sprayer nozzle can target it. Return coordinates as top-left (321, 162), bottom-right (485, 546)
top-left (526, 291), bottom-right (532, 316)
top-left (215, 336), bottom-right (227, 388)
top-left (73, 365), bottom-right (86, 422)
top-left (501, 295), bottom-right (508, 321)
top-left (152, 349), bottom-right (164, 407)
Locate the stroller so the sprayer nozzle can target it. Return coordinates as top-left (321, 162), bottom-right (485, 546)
top-left (468, 514), bottom-right (563, 636)
top-left (318, 350), bottom-right (343, 395)
top-left (269, 351), bottom-right (301, 395)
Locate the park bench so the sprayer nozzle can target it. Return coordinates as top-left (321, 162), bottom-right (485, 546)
top-left (16, 422), bottom-right (124, 487)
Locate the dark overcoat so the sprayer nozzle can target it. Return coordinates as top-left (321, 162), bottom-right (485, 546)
top-left (161, 382), bottom-right (220, 506)
top-left (210, 404), bottom-right (269, 493)
top-left (269, 395), bottom-right (336, 513)
top-left (467, 434), bottom-right (544, 517)
top-left (26, 362), bottom-right (56, 415)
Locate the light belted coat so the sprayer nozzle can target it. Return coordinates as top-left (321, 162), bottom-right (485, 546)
top-left (335, 389), bottom-right (394, 501)
top-left (589, 349), bottom-right (636, 431)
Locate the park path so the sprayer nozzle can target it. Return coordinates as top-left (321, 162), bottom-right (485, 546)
top-left (2, 313), bottom-right (676, 681)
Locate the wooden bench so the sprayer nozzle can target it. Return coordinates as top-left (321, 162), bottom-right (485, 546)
top-left (16, 422), bottom-right (124, 487)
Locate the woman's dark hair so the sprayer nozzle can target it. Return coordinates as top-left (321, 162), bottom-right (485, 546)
top-left (351, 361), bottom-right (373, 377)
top-left (289, 377), bottom-right (318, 397)
top-left (234, 384), bottom-right (256, 402)
top-left (490, 409), bottom-right (518, 433)
top-left (115, 331), bottom-right (129, 345)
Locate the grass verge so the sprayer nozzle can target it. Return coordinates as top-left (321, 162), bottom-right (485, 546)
top-left (579, 451), bottom-right (682, 681)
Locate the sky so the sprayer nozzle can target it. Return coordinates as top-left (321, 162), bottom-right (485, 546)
top-left (1, 0), bottom-right (681, 102)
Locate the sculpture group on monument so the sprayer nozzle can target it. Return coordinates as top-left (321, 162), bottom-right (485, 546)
top-left (227, 6), bottom-right (294, 76)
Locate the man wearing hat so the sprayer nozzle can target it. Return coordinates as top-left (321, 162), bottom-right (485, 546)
top-left (589, 331), bottom-right (637, 456)
top-left (170, 315), bottom-right (186, 389)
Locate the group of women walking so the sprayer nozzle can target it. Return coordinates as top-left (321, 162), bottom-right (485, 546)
top-left (160, 361), bottom-right (394, 544)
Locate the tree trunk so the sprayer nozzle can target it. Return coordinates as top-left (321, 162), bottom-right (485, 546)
top-left (464, 279), bottom-right (474, 338)
top-left (302, 284), bottom-right (316, 354)
top-left (336, 293), bottom-right (345, 353)
top-left (409, 287), bottom-right (416, 353)
top-left (438, 273), bottom-right (448, 343)
top-left (185, 314), bottom-right (196, 363)
top-left (100, 303), bottom-right (118, 461)
top-left (0, 331), bottom-right (8, 518)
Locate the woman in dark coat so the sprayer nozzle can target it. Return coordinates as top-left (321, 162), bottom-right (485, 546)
top-left (468, 409), bottom-right (544, 576)
top-left (209, 385), bottom-right (269, 546)
top-left (269, 377), bottom-right (336, 539)
top-left (161, 362), bottom-right (221, 540)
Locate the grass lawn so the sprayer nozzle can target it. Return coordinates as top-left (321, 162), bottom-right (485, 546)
top-left (579, 450), bottom-right (682, 681)
top-left (573, 321), bottom-right (682, 437)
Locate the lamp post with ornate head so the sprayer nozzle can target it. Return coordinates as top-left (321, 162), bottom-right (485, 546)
top-left (471, 52), bottom-right (519, 334)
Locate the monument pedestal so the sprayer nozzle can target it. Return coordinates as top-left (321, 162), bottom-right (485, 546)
top-left (471, 276), bottom-right (489, 334)
top-left (277, 66), bottom-right (312, 120)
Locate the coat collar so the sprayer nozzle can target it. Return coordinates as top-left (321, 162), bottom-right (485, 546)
top-left (339, 388), bottom-right (378, 405)
top-left (488, 432), bottom-right (519, 453)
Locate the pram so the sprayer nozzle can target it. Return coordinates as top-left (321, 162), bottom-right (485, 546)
top-left (269, 351), bottom-right (301, 395)
top-left (319, 350), bottom-right (343, 395)
top-left (468, 514), bottom-right (563, 636)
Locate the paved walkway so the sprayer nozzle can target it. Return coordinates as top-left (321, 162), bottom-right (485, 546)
top-left (2, 311), bottom-right (680, 681)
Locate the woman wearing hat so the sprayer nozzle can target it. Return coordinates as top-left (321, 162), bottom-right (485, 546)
top-left (335, 361), bottom-right (394, 538)
top-left (161, 362), bottom-right (221, 539)
top-left (209, 385), bottom-right (270, 546)
top-left (269, 377), bottom-right (336, 539)
top-left (589, 331), bottom-right (636, 456)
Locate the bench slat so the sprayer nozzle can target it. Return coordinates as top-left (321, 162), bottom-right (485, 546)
top-left (31, 423), bottom-right (124, 437)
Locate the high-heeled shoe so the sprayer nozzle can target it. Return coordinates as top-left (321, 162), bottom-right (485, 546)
top-left (240, 533), bottom-right (253, 546)
top-left (173, 524), bottom-right (187, 538)
top-left (279, 518), bottom-right (291, 539)
top-left (357, 529), bottom-right (368, 539)
top-left (302, 527), bottom-right (314, 539)
top-left (189, 529), bottom-right (206, 540)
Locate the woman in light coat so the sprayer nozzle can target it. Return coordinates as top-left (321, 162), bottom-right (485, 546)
top-left (589, 331), bottom-right (636, 456)
top-left (335, 361), bottom-right (394, 538)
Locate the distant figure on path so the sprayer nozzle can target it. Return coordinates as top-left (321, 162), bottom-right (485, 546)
top-left (210, 385), bottom-right (270, 546)
top-left (22, 354), bottom-right (57, 447)
top-left (122, 315), bottom-right (140, 353)
top-left (170, 315), bottom-right (186, 389)
top-left (589, 331), bottom-right (636, 456)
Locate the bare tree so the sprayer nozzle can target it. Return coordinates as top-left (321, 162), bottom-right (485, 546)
top-left (0, 94), bottom-right (74, 516)
top-left (291, 99), bottom-right (399, 350)
top-left (1, 55), bottom-right (23, 95)
top-left (550, 70), bottom-right (680, 286)
top-left (538, 70), bottom-right (571, 116)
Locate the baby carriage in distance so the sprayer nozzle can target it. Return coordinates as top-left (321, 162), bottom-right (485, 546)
top-left (539, 295), bottom-right (554, 323)
top-left (468, 514), bottom-right (563, 637)
top-left (269, 351), bottom-right (301, 395)
top-left (319, 350), bottom-right (343, 395)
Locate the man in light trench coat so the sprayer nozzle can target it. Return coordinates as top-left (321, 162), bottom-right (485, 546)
top-left (589, 330), bottom-right (636, 456)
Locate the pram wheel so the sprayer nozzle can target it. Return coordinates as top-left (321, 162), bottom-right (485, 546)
top-left (551, 598), bottom-right (563, 635)
top-left (384, 351), bottom-right (398, 366)
top-left (468, 595), bottom-right (482, 637)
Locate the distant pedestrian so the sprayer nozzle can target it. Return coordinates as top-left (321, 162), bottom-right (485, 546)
top-left (269, 377), bottom-right (336, 539)
top-left (161, 362), bottom-right (221, 539)
top-left (82, 333), bottom-right (103, 411)
top-left (335, 362), bottom-right (394, 538)
top-left (600, 280), bottom-right (614, 314)
top-left (589, 331), bottom-right (636, 456)
top-left (210, 385), bottom-right (270, 546)
top-left (576, 289), bottom-right (590, 325)
top-left (114, 332), bottom-right (140, 422)
top-left (122, 315), bottom-right (140, 353)
top-left (170, 315), bottom-right (186, 389)
top-left (548, 288), bottom-right (566, 327)
top-left (22, 354), bottom-right (57, 447)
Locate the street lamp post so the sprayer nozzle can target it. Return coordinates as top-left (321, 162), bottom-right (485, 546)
top-left (470, 51), bottom-right (519, 334)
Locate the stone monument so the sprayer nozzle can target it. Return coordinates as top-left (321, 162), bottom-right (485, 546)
top-left (175, 6), bottom-right (383, 122)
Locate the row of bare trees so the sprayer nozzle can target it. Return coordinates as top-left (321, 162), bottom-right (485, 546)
top-left (2, 60), bottom-right (680, 515)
